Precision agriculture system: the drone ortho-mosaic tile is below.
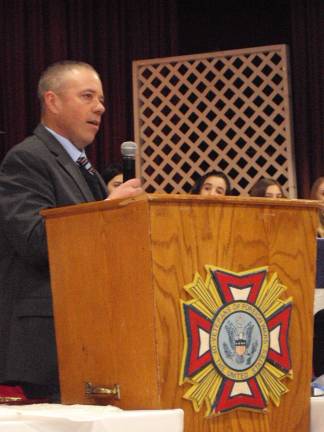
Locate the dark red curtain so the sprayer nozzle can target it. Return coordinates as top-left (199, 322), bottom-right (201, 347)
top-left (290, 0), bottom-right (324, 197)
top-left (0, 0), bottom-right (323, 196)
top-left (0, 0), bottom-right (178, 171)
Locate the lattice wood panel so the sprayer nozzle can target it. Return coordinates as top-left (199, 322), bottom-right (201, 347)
top-left (132, 45), bottom-right (296, 196)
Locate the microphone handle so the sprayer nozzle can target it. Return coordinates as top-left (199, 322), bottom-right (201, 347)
top-left (122, 157), bottom-right (136, 181)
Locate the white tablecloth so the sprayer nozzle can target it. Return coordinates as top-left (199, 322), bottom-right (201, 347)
top-left (0, 404), bottom-right (184, 432)
top-left (1, 400), bottom-right (322, 431)
top-left (311, 397), bottom-right (324, 432)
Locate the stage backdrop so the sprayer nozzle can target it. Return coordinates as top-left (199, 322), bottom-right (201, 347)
top-left (0, 0), bottom-right (323, 197)
top-left (0, 0), bottom-right (178, 171)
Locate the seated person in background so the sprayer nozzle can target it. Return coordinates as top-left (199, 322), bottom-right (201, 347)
top-left (310, 177), bottom-right (324, 238)
top-left (249, 178), bottom-right (285, 198)
top-left (101, 163), bottom-right (123, 194)
top-left (190, 170), bottom-right (231, 196)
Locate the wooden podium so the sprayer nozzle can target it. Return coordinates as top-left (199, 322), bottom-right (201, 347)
top-left (43, 194), bottom-right (318, 432)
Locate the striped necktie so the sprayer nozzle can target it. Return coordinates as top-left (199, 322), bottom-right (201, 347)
top-left (76, 155), bottom-right (96, 175)
top-left (76, 155), bottom-right (107, 200)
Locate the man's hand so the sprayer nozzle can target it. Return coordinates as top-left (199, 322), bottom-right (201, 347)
top-left (106, 178), bottom-right (143, 200)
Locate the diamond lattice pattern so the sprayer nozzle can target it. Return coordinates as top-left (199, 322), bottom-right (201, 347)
top-left (133, 45), bottom-right (296, 196)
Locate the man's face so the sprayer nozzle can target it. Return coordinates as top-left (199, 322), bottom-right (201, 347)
top-left (52, 67), bottom-right (105, 149)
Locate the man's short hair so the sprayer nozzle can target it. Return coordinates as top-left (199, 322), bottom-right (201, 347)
top-left (38, 60), bottom-right (97, 108)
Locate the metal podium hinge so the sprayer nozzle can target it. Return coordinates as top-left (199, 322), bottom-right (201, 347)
top-left (85, 382), bottom-right (121, 400)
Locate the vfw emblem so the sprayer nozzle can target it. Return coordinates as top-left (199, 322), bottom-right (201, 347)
top-left (179, 266), bottom-right (292, 416)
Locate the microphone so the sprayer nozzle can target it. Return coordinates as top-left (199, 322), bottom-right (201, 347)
top-left (121, 141), bottom-right (137, 181)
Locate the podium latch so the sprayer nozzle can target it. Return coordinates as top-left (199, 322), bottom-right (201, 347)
top-left (85, 382), bottom-right (121, 400)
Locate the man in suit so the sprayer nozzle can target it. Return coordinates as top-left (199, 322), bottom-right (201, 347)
top-left (0, 61), bottom-right (141, 400)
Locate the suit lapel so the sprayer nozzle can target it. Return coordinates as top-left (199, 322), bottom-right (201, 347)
top-left (33, 124), bottom-right (95, 201)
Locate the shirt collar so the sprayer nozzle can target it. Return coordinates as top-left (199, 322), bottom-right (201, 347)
top-left (45, 126), bottom-right (85, 162)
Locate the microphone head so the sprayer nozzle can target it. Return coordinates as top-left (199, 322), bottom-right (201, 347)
top-left (121, 141), bottom-right (137, 158)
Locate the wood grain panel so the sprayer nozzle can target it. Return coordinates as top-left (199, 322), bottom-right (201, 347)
top-left (148, 196), bottom-right (316, 432)
top-left (45, 198), bottom-right (160, 408)
top-left (43, 194), bottom-right (317, 432)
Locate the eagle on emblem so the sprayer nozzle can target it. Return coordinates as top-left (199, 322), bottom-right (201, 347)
top-left (223, 319), bottom-right (258, 365)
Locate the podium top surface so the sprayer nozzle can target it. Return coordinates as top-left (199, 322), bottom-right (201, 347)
top-left (41, 193), bottom-right (320, 220)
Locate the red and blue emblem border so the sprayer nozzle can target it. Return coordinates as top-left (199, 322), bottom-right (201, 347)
top-left (179, 266), bottom-right (293, 416)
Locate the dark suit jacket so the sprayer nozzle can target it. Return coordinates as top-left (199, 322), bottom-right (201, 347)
top-left (0, 124), bottom-right (107, 386)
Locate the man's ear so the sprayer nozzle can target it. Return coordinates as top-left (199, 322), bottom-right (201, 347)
top-left (43, 91), bottom-right (61, 114)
